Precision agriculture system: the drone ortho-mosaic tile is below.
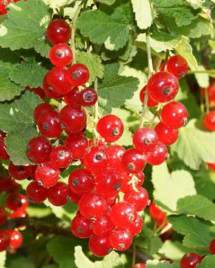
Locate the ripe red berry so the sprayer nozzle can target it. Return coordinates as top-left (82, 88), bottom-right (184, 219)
top-left (49, 146), bottom-right (73, 169)
top-left (26, 136), bottom-right (51, 163)
top-left (203, 111), bottom-right (215, 131)
top-left (147, 142), bottom-right (168, 165)
top-left (89, 234), bottom-right (112, 257)
top-left (180, 253), bottom-right (203, 268)
top-left (166, 55), bottom-right (189, 79)
top-left (71, 213), bottom-right (92, 238)
top-left (132, 263), bottom-right (146, 268)
top-left (209, 239), bottom-right (215, 254)
top-left (0, 208), bottom-right (7, 225)
top-left (110, 202), bottom-right (137, 228)
top-left (122, 149), bottom-right (145, 174)
top-left (48, 182), bottom-right (68, 206)
top-left (66, 64), bottom-right (89, 87)
top-left (78, 193), bottom-right (108, 219)
top-left (64, 88), bottom-right (82, 108)
top-left (35, 163), bottom-right (60, 189)
top-left (155, 122), bottom-right (179, 145)
top-left (140, 86), bottom-right (158, 107)
top-left (6, 193), bottom-right (29, 212)
top-left (26, 181), bottom-right (47, 203)
top-left (133, 128), bottom-right (158, 153)
top-left (161, 101), bottom-right (188, 129)
top-left (208, 163), bottom-right (215, 171)
top-left (7, 229), bottom-right (23, 251)
top-left (0, 132), bottom-right (9, 160)
top-left (46, 19), bottom-right (71, 45)
top-left (8, 163), bottom-right (35, 180)
top-left (109, 229), bottom-right (133, 251)
top-left (49, 43), bottom-right (73, 67)
top-left (80, 88), bottom-right (97, 106)
top-left (124, 187), bottom-right (149, 211)
top-left (149, 203), bottom-right (167, 227)
top-left (64, 133), bottom-right (88, 160)
top-left (29, 87), bottom-right (46, 100)
top-left (147, 71), bottom-right (179, 103)
top-left (43, 74), bottom-right (62, 99)
top-left (106, 145), bottom-right (125, 168)
top-left (97, 115), bottom-right (124, 142)
top-left (34, 103), bottom-right (53, 123)
top-left (92, 215), bottom-right (113, 236)
top-left (0, 231), bottom-right (10, 251)
top-left (128, 214), bottom-right (143, 236)
top-left (60, 105), bottom-right (86, 134)
top-left (0, 177), bottom-right (19, 193)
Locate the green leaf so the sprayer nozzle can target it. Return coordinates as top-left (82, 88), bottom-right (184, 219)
top-left (7, 256), bottom-right (35, 268)
top-left (76, 51), bottom-right (104, 84)
top-left (177, 195), bottom-right (215, 222)
top-left (198, 255), bottom-right (215, 268)
top-left (43, 0), bottom-right (74, 9)
top-left (74, 246), bottom-right (127, 268)
top-left (77, 5), bottom-right (131, 50)
top-left (0, 0), bottom-right (50, 56)
top-left (146, 260), bottom-right (179, 268)
top-left (172, 120), bottom-right (215, 170)
top-left (158, 241), bottom-right (188, 261)
top-left (0, 91), bottom-right (40, 165)
top-left (152, 163), bottom-right (196, 211)
top-left (45, 200), bottom-right (77, 220)
top-left (96, 0), bottom-right (116, 5)
top-left (131, 0), bottom-right (153, 29)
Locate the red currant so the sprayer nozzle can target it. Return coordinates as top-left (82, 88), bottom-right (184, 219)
top-left (8, 163), bottom-right (35, 180)
top-left (49, 146), bottom-right (73, 169)
top-left (6, 193), bottom-right (29, 211)
top-left (89, 234), bottom-right (112, 257)
top-left (35, 163), bottom-right (60, 189)
top-left (133, 263), bottom-right (146, 268)
top-left (48, 182), bottom-right (68, 206)
top-left (26, 181), bottom-right (47, 203)
top-left (92, 215), bottom-right (113, 236)
top-left (133, 128), bottom-right (158, 153)
top-left (7, 229), bottom-right (23, 251)
top-left (49, 43), bottom-right (73, 67)
top-left (147, 142), bottom-right (168, 165)
top-left (149, 203), bottom-right (167, 227)
top-left (46, 19), bottom-right (71, 45)
top-left (122, 149), bottom-right (145, 174)
top-left (109, 228), bottom-right (133, 251)
top-left (80, 88), bottom-right (97, 106)
top-left (203, 111), bottom-right (215, 131)
top-left (64, 88), bottom-right (82, 108)
top-left (166, 55), bottom-right (189, 79)
top-left (209, 239), bottom-right (215, 254)
top-left (140, 86), bottom-right (158, 107)
top-left (29, 87), bottom-right (46, 100)
top-left (128, 214), bottom-right (143, 236)
top-left (105, 145), bottom-right (125, 168)
top-left (34, 103), bottom-right (53, 123)
top-left (64, 133), bottom-right (88, 160)
top-left (208, 163), bottom-right (215, 171)
top-left (180, 253), bottom-right (203, 268)
top-left (43, 74), bottom-right (62, 99)
top-left (0, 177), bottom-right (19, 193)
top-left (71, 213), bottom-right (92, 238)
top-left (124, 187), bottom-right (149, 211)
top-left (155, 122), bottom-right (179, 145)
top-left (66, 64), bottom-right (89, 87)
top-left (0, 231), bottom-right (9, 251)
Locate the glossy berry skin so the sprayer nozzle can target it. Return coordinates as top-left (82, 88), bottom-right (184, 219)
top-left (66, 64), bottom-right (89, 87)
top-left (166, 55), bottom-right (189, 79)
top-left (155, 122), bottom-right (179, 145)
top-left (46, 19), bottom-right (71, 45)
top-left (34, 103), bottom-right (53, 123)
top-left (89, 234), bottom-right (112, 257)
top-left (0, 208), bottom-right (7, 225)
top-left (60, 106), bottom-right (86, 134)
top-left (69, 168), bottom-right (94, 194)
top-left (64, 133), bottom-right (88, 160)
top-left (122, 149), bottom-right (145, 174)
top-left (49, 146), bottom-right (73, 169)
top-left (46, 67), bottom-right (72, 95)
top-left (140, 86), bottom-right (158, 107)
top-left (203, 111), bottom-right (215, 131)
top-left (147, 142), bottom-right (168, 166)
top-left (26, 136), bottom-right (51, 163)
top-left (71, 213), bottom-right (92, 239)
top-left (48, 182), bottom-right (68, 206)
top-left (0, 231), bottom-right (9, 251)
top-left (180, 253), bottom-right (203, 268)
top-left (64, 88), bottom-right (81, 108)
top-left (49, 43), bottom-right (73, 67)
top-left (147, 71), bottom-right (179, 103)
top-left (124, 187), bottom-right (149, 211)
top-left (97, 115), bottom-right (124, 142)
top-left (92, 215), bottom-right (113, 236)
top-left (78, 193), bottom-right (108, 219)
top-left (35, 163), bottom-right (60, 189)
top-left (109, 229), bottom-right (133, 251)
top-left (161, 101), bottom-right (189, 129)
top-left (110, 202), bottom-right (137, 228)
top-left (26, 181), bottom-right (47, 203)
top-left (6, 194), bottom-right (29, 212)
top-left (37, 110), bottom-right (62, 138)
top-left (0, 132), bottom-right (9, 160)
top-left (0, 177), bottom-right (19, 193)
top-left (8, 163), bottom-right (34, 180)
top-left (149, 203), bottom-right (167, 227)
top-left (43, 73), bottom-right (62, 99)
top-left (8, 230), bottom-right (23, 250)
top-left (133, 128), bottom-right (158, 153)
top-left (128, 215), bottom-right (144, 236)
top-left (106, 145), bottom-right (125, 168)
top-left (209, 239), bottom-right (215, 254)
top-left (80, 88), bottom-right (98, 106)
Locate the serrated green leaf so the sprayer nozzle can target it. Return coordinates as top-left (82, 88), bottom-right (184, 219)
top-left (158, 241), bottom-right (188, 261)
top-left (198, 255), bottom-right (215, 268)
top-left (0, 0), bottom-right (50, 56)
top-left (0, 91), bottom-right (40, 165)
top-left (146, 260), bottom-right (179, 268)
top-left (76, 51), bottom-right (104, 84)
top-left (152, 163), bottom-right (196, 211)
top-left (172, 120), bottom-right (215, 170)
top-left (131, 0), bottom-right (153, 30)
top-left (177, 195), bottom-right (215, 222)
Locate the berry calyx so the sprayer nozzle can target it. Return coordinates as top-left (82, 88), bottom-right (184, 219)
top-left (80, 88), bottom-right (98, 107)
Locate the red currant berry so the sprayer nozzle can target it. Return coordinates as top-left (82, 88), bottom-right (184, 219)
top-left (8, 163), bottom-right (35, 180)
top-left (64, 88), bottom-right (82, 108)
top-left (203, 111), bottom-right (215, 131)
top-left (69, 168), bottom-right (94, 195)
top-left (149, 203), bottom-right (167, 227)
top-left (147, 142), bottom-right (168, 165)
top-left (166, 55), bottom-right (189, 79)
top-left (124, 187), bottom-right (149, 211)
top-left (161, 101), bottom-right (189, 129)
top-left (97, 115), bottom-right (124, 142)
top-left (46, 19), bottom-right (71, 45)
top-left (128, 214), bottom-right (143, 236)
top-left (155, 122), bottom-right (179, 145)
top-left (92, 215), bottom-right (113, 236)
top-left (49, 146), bottom-right (73, 169)
top-left (80, 88), bottom-right (97, 107)
top-left (29, 87), bottom-right (46, 100)
top-left (64, 133), bottom-right (88, 160)
top-left (147, 71), bottom-right (179, 103)
top-left (78, 193), bottom-right (108, 219)
top-left (140, 86), bottom-right (158, 107)
top-left (0, 132), bottom-right (9, 160)
top-left (180, 253), bottom-right (203, 268)
top-left (68, 190), bottom-right (81, 204)
top-left (110, 202), bottom-right (137, 228)
top-left (43, 74), bottom-right (62, 99)
top-left (48, 182), bottom-right (68, 206)
top-left (89, 234), bottom-right (112, 257)
top-left (34, 103), bottom-right (53, 123)
top-left (0, 208), bottom-right (7, 225)
top-left (71, 213), bottom-right (92, 238)
top-left (49, 43), bottom-right (73, 67)
top-left (6, 194), bottom-right (29, 211)
top-left (7, 229), bottom-right (23, 251)
top-left (122, 149), bottom-right (145, 174)
top-left (109, 229), bottom-right (133, 251)
top-left (35, 163), bottom-right (60, 189)
top-left (0, 231), bottom-right (9, 251)
top-left (106, 145), bottom-right (125, 168)
top-left (133, 128), bottom-right (158, 153)
top-left (66, 64), bottom-right (89, 87)
top-left (60, 105), bottom-right (86, 134)
top-left (209, 239), bottom-right (215, 254)
top-left (26, 136), bottom-right (51, 163)
top-left (0, 177), bottom-right (19, 193)
top-left (0, 5), bottom-right (7, 16)
top-left (26, 181), bottom-right (47, 203)
top-left (132, 263), bottom-right (146, 268)
top-left (208, 163), bottom-right (215, 171)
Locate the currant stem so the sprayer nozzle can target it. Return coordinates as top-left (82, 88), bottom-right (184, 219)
top-left (71, 3), bottom-right (82, 63)
top-left (204, 86), bottom-right (210, 113)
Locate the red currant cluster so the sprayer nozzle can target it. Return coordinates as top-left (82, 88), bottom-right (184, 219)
top-left (0, 0), bottom-right (21, 15)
